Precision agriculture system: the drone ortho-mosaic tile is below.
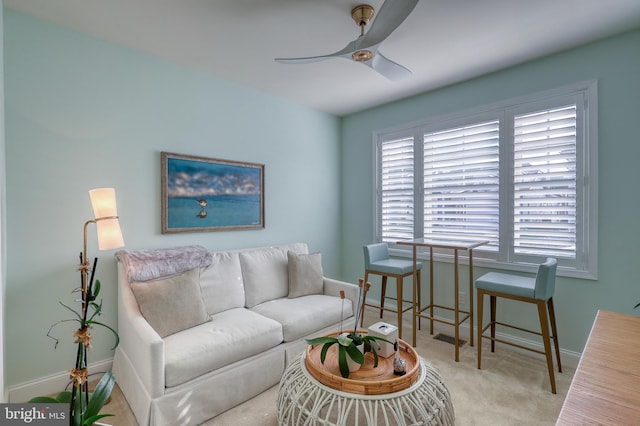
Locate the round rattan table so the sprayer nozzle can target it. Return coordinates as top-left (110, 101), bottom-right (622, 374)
top-left (277, 350), bottom-right (454, 426)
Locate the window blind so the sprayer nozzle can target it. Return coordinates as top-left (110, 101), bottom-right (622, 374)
top-left (423, 120), bottom-right (500, 247)
top-left (380, 136), bottom-right (414, 242)
top-left (513, 105), bottom-right (577, 258)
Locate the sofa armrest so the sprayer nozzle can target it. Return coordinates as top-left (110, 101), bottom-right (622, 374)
top-left (322, 277), bottom-right (359, 318)
top-left (116, 263), bottom-right (165, 398)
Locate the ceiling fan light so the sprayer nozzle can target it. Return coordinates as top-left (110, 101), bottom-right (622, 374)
top-left (352, 50), bottom-right (374, 62)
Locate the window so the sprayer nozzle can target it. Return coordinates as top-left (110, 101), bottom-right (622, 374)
top-left (374, 81), bottom-right (597, 278)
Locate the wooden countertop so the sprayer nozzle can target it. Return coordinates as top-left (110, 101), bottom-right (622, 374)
top-left (556, 310), bottom-right (640, 425)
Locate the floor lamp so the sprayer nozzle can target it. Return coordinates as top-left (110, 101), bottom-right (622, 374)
top-left (71, 188), bottom-right (124, 424)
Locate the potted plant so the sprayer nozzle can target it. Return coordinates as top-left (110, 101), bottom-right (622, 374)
top-left (306, 279), bottom-right (392, 378)
top-left (29, 272), bottom-right (119, 426)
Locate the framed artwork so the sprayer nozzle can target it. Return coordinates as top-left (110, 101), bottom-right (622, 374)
top-left (161, 152), bottom-right (265, 233)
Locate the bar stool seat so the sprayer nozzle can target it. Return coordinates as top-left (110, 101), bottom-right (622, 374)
top-left (361, 243), bottom-right (422, 339)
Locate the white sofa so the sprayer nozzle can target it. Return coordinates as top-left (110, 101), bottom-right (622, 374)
top-left (112, 243), bottom-right (359, 426)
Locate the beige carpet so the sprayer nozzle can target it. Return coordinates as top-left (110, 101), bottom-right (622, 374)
top-left (205, 309), bottom-right (573, 425)
top-left (105, 308), bottom-right (574, 425)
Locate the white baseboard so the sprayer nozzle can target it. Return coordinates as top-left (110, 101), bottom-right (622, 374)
top-left (7, 358), bottom-right (113, 403)
top-left (364, 298), bottom-right (582, 369)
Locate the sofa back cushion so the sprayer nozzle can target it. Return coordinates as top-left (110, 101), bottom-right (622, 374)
top-left (199, 251), bottom-right (246, 315)
top-left (240, 243), bottom-right (308, 308)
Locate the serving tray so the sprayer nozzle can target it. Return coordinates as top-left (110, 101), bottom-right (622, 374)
top-left (304, 332), bottom-right (420, 395)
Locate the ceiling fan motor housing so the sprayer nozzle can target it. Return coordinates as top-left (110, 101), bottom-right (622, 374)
top-left (351, 4), bottom-right (375, 27)
top-left (351, 4), bottom-right (375, 61)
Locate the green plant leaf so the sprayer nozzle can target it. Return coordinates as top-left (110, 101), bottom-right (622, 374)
top-left (634, 302), bottom-right (640, 309)
top-left (88, 321), bottom-right (120, 349)
top-left (345, 343), bottom-right (365, 365)
top-left (56, 391), bottom-right (73, 403)
top-left (83, 371), bottom-right (115, 422)
top-left (305, 336), bottom-right (338, 346)
top-left (28, 396), bottom-right (59, 403)
top-left (350, 333), bottom-right (365, 346)
top-left (337, 334), bottom-right (353, 346)
top-left (364, 335), bottom-right (393, 346)
top-left (93, 280), bottom-right (101, 298)
top-left (338, 345), bottom-right (350, 378)
top-left (370, 342), bottom-right (379, 368)
top-left (72, 387), bottom-right (83, 426)
top-left (89, 301), bottom-right (101, 314)
top-left (320, 342), bottom-right (333, 364)
top-left (59, 301), bottom-right (82, 320)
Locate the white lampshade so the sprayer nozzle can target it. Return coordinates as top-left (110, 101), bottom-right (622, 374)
top-left (95, 218), bottom-right (125, 250)
top-left (89, 188), bottom-right (119, 219)
top-left (89, 188), bottom-right (125, 250)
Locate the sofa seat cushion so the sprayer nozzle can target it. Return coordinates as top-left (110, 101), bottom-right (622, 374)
top-left (251, 294), bottom-right (353, 342)
top-left (164, 308), bottom-right (283, 388)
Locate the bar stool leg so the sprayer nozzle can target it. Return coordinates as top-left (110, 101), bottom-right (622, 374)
top-left (547, 297), bottom-right (562, 373)
top-left (490, 295), bottom-right (497, 352)
top-left (537, 299), bottom-right (557, 394)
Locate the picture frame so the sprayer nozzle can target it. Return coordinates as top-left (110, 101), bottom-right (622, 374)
top-left (161, 152), bottom-right (265, 233)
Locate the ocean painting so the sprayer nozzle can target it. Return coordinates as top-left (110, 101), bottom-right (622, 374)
top-left (161, 152), bottom-right (264, 233)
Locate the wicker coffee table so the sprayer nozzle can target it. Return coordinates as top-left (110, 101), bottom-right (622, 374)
top-left (277, 341), bottom-right (454, 425)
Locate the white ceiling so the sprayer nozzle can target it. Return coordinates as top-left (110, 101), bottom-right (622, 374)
top-left (5, 0), bottom-right (640, 116)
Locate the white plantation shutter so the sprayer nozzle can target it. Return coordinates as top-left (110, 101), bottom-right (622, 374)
top-left (373, 81), bottom-right (596, 277)
top-left (380, 136), bottom-right (414, 242)
top-left (423, 121), bottom-right (500, 249)
top-left (513, 105), bottom-right (577, 258)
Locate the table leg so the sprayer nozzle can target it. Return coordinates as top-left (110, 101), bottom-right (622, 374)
top-left (454, 249), bottom-right (459, 362)
top-left (469, 249), bottom-right (474, 347)
top-left (429, 247), bottom-right (434, 336)
top-left (412, 245), bottom-right (418, 347)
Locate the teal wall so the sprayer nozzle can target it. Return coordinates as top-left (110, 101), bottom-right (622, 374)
top-left (3, 10), bottom-right (341, 387)
top-left (4, 7), bottom-right (640, 390)
top-left (341, 29), bottom-right (640, 354)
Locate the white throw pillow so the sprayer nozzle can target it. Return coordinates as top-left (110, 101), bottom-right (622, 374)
top-left (130, 268), bottom-right (210, 337)
top-left (199, 251), bottom-right (246, 315)
top-left (287, 251), bottom-right (323, 298)
top-left (240, 247), bottom-right (290, 307)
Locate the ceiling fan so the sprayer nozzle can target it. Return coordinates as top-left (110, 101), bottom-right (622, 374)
top-left (275, 0), bottom-right (419, 81)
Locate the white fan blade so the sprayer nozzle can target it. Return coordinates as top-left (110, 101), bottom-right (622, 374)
top-left (275, 40), bottom-right (358, 64)
top-left (367, 51), bottom-right (412, 80)
top-left (275, 55), bottom-right (334, 64)
top-left (359, 0), bottom-right (419, 49)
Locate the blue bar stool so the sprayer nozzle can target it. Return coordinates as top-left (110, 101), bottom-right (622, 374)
top-left (362, 243), bottom-right (422, 339)
top-left (476, 257), bottom-right (562, 393)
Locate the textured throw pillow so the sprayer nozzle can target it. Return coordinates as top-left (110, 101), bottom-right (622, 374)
top-left (130, 268), bottom-right (210, 337)
top-left (288, 251), bottom-right (324, 298)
